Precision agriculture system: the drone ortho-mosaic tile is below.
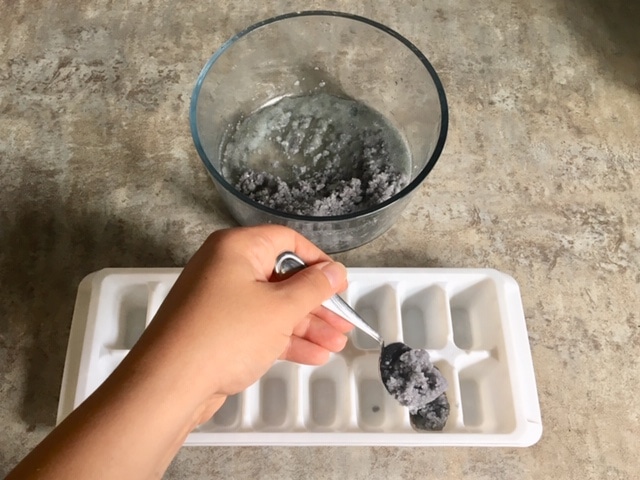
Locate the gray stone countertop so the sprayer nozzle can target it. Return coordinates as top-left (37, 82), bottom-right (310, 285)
top-left (1, 1), bottom-right (638, 479)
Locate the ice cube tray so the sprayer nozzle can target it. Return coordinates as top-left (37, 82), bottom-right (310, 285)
top-left (57, 268), bottom-right (542, 447)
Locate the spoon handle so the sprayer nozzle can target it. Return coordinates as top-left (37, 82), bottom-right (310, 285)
top-left (275, 251), bottom-right (384, 346)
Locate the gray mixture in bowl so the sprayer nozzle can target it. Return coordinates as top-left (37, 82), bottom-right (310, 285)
top-left (221, 93), bottom-right (410, 216)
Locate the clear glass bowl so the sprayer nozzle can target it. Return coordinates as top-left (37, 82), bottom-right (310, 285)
top-left (190, 11), bottom-right (448, 253)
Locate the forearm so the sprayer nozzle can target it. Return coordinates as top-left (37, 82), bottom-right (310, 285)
top-left (7, 341), bottom-right (219, 480)
top-left (7, 270), bottom-right (237, 480)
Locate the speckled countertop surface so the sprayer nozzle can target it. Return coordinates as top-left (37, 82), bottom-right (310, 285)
top-left (1, 1), bottom-right (638, 478)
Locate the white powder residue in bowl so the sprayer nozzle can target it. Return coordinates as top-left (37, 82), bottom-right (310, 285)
top-left (220, 93), bottom-right (411, 216)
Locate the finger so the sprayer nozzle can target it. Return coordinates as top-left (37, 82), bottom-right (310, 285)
top-left (311, 306), bottom-right (355, 334)
top-left (279, 336), bottom-right (332, 365)
top-left (220, 225), bottom-right (335, 279)
top-left (268, 261), bottom-right (348, 320)
top-left (292, 315), bottom-right (349, 353)
top-left (194, 226), bottom-right (326, 281)
top-left (247, 224), bottom-right (333, 273)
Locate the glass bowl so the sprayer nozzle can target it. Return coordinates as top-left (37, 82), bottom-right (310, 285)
top-left (190, 11), bottom-right (448, 253)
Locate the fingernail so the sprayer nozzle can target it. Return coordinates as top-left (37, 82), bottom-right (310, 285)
top-left (320, 262), bottom-right (347, 290)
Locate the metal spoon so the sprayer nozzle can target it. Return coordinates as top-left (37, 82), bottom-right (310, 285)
top-left (274, 251), bottom-right (450, 430)
top-left (274, 251), bottom-right (383, 345)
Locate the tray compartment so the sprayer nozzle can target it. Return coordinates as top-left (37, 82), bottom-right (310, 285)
top-left (350, 283), bottom-right (399, 350)
top-left (254, 362), bottom-right (299, 431)
top-left (301, 356), bottom-right (351, 431)
top-left (111, 284), bottom-right (149, 349)
top-left (449, 279), bottom-right (503, 350)
top-left (352, 354), bottom-right (405, 432)
top-left (399, 284), bottom-right (450, 349)
top-left (458, 358), bottom-right (517, 433)
top-left (198, 394), bottom-right (243, 431)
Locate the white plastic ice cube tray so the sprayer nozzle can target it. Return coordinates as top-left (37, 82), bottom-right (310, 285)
top-left (58, 268), bottom-right (542, 447)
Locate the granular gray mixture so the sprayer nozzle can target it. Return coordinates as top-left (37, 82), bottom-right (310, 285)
top-left (410, 393), bottom-right (450, 431)
top-left (221, 93), bottom-right (410, 216)
top-left (383, 349), bottom-right (449, 415)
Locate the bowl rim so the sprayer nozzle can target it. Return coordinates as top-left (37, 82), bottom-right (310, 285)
top-left (189, 10), bottom-right (449, 222)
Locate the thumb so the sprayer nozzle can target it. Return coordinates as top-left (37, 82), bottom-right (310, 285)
top-left (272, 261), bottom-right (347, 317)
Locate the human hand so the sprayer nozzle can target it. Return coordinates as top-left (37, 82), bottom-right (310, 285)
top-left (6, 226), bottom-right (352, 480)
top-left (129, 225), bottom-right (352, 423)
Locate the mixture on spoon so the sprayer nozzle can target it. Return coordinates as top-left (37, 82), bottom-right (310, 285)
top-left (380, 343), bottom-right (450, 431)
